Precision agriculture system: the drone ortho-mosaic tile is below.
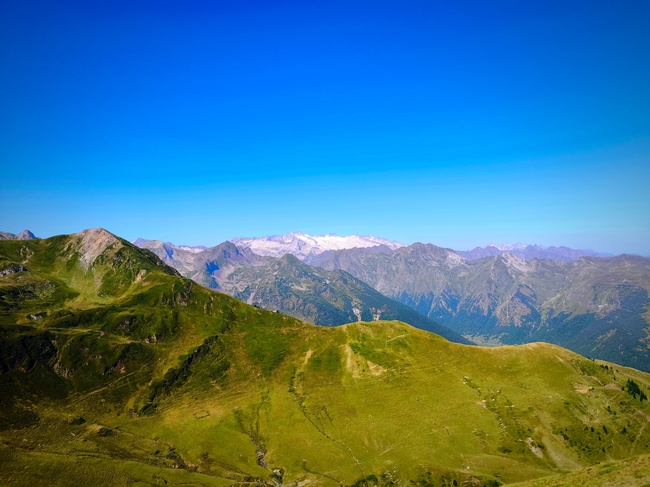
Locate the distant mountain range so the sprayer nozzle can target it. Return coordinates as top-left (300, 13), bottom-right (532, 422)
top-left (8, 229), bottom-right (613, 261)
top-left (131, 232), bottom-right (650, 370)
top-left (231, 232), bottom-right (612, 262)
top-left (132, 237), bottom-right (468, 344)
top-left (312, 243), bottom-right (650, 370)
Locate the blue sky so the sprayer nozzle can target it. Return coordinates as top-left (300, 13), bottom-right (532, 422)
top-left (1, 0), bottom-right (649, 254)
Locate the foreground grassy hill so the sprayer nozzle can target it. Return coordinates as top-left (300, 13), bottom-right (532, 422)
top-left (1, 229), bottom-right (650, 486)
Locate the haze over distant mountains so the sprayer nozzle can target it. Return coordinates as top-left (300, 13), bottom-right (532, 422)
top-left (457, 243), bottom-right (610, 261)
top-left (231, 232), bottom-right (614, 262)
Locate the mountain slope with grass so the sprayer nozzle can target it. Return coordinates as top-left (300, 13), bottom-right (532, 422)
top-left (1, 229), bottom-right (650, 486)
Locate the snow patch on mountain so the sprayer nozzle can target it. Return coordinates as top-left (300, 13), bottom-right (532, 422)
top-left (131, 238), bottom-right (206, 254)
top-left (489, 243), bottom-right (533, 251)
top-left (231, 232), bottom-right (405, 260)
top-left (176, 245), bottom-right (207, 253)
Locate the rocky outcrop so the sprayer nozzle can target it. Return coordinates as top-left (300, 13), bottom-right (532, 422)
top-left (0, 230), bottom-right (37, 240)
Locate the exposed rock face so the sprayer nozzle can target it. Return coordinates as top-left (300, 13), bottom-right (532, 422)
top-left (313, 245), bottom-right (650, 370)
top-left (0, 263), bottom-right (28, 277)
top-left (0, 230), bottom-right (37, 240)
top-left (70, 228), bottom-right (120, 269)
top-left (134, 239), bottom-right (261, 289)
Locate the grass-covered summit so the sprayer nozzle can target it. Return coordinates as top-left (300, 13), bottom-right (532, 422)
top-left (1, 229), bottom-right (650, 486)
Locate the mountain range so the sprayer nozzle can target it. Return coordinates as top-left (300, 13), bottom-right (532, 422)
top-left (2, 228), bottom-right (650, 486)
top-left (313, 243), bottom-right (650, 371)
top-left (457, 243), bottom-right (610, 261)
top-left (5, 229), bottom-right (649, 369)
top-left (230, 232), bottom-right (610, 262)
top-left (133, 233), bottom-right (650, 371)
top-left (133, 238), bottom-right (468, 344)
top-left (0, 230), bottom-right (37, 240)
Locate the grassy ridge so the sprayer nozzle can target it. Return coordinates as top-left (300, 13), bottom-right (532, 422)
top-left (1, 230), bottom-right (650, 486)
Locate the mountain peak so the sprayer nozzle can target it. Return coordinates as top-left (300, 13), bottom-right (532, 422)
top-left (0, 229), bottom-right (38, 240)
top-left (132, 238), bottom-right (207, 254)
top-left (74, 228), bottom-right (120, 268)
top-left (132, 237), bottom-right (147, 246)
top-left (16, 229), bottom-right (36, 240)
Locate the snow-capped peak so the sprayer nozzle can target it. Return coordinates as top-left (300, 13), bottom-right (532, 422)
top-left (131, 238), bottom-right (207, 254)
top-left (231, 232), bottom-right (405, 260)
top-left (175, 245), bottom-right (208, 253)
top-left (488, 243), bottom-right (542, 251)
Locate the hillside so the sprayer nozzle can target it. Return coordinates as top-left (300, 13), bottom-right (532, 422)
top-left (1, 230), bottom-right (650, 486)
top-left (133, 238), bottom-right (467, 343)
top-left (313, 244), bottom-right (650, 371)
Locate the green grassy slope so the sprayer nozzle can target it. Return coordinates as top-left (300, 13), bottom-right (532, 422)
top-left (1, 230), bottom-right (650, 486)
top-left (510, 453), bottom-right (650, 487)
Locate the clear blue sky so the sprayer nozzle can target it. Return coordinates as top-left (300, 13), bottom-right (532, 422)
top-left (1, 0), bottom-right (649, 254)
